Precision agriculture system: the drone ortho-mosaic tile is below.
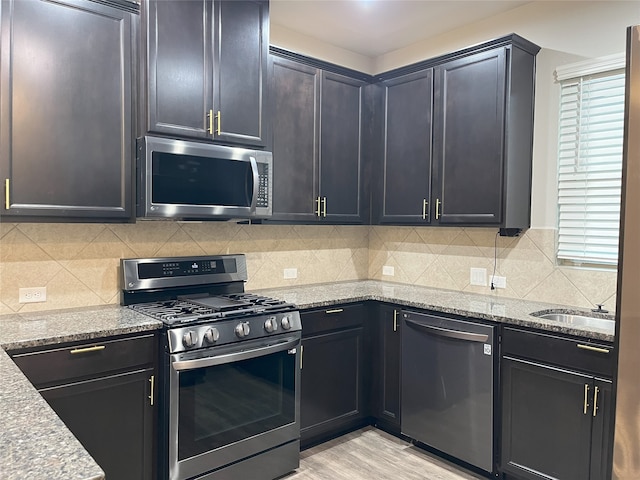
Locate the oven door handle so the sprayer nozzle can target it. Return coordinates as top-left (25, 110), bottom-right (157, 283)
top-left (171, 336), bottom-right (300, 371)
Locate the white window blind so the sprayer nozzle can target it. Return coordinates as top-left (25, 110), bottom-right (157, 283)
top-left (557, 68), bottom-right (625, 266)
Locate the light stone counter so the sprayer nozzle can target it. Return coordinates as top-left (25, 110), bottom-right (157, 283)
top-left (254, 280), bottom-right (615, 342)
top-left (0, 304), bottom-right (162, 350)
top-left (0, 280), bottom-right (615, 479)
top-left (0, 305), bottom-right (162, 480)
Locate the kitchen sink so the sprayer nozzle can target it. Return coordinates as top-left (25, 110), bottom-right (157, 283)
top-left (530, 310), bottom-right (615, 330)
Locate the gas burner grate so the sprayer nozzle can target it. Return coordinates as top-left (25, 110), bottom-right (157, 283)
top-left (223, 293), bottom-right (289, 307)
top-left (131, 300), bottom-right (217, 322)
top-left (129, 294), bottom-right (295, 325)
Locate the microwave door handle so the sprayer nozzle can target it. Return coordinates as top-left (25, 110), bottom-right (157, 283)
top-left (249, 156), bottom-right (259, 213)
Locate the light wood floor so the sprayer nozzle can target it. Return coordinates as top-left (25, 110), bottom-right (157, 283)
top-left (284, 427), bottom-right (487, 480)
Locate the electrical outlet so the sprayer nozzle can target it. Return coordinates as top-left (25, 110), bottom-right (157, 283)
top-left (490, 275), bottom-right (507, 289)
top-left (283, 268), bottom-right (298, 279)
top-left (19, 287), bottom-right (47, 303)
top-left (470, 268), bottom-right (487, 286)
top-left (382, 265), bottom-right (395, 276)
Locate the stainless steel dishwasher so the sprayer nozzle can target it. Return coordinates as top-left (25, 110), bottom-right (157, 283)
top-left (401, 310), bottom-right (496, 474)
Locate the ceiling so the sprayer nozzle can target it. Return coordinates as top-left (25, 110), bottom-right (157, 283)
top-left (270, 0), bottom-right (533, 58)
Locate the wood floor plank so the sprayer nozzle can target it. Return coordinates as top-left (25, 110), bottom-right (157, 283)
top-left (284, 427), bottom-right (487, 480)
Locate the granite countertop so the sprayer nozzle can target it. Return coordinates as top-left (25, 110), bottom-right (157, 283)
top-left (0, 305), bottom-right (162, 480)
top-left (0, 348), bottom-right (105, 480)
top-left (255, 280), bottom-right (616, 342)
top-left (0, 304), bottom-right (162, 351)
top-left (0, 280), bottom-right (615, 479)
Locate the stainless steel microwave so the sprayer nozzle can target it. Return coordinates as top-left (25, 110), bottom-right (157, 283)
top-left (136, 136), bottom-right (272, 220)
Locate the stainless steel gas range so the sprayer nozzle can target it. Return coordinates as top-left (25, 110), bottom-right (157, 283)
top-left (121, 254), bottom-right (301, 480)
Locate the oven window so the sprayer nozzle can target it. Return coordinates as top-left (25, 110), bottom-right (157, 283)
top-left (177, 348), bottom-right (296, 461)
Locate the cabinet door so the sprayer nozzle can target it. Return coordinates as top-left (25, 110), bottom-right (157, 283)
top-left (0, 0), bottom-right (133, 220)
top-left (270, 56), bottom-right (320, 222)
top-left (501, 356), bottom-right (593, 480)
top-left (40, 368), bottom-right (155, 480)
top-left (300, 327), bottom-right (364, 446)
top-left (374, 304), bottom-right (401, 430)
top-left (145, 0), bottom-right (213, 139)
top-left (213, 0), bottom-right (268, 146)
top-left (377, 69), bottom-right (433, 224)
top-left (590, 378), bottom-right (613, 480)
top-left (319, 72), bottom-right (366, 223)
top-left (432, 48), bottom-right (506, 225)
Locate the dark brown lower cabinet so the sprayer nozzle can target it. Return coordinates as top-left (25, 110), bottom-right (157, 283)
top-left (373, 303), bottom-right (401, 433)
top-left (300, 304), bottom-right (369, 448)
top-left (40, 369), bottom-right (154, 480)
top-left (500, 327), bottom-right (614, 480)
top-left (10, 334), bottom-right (157, 480)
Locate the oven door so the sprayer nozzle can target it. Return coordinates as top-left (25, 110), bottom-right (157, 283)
top-left (167, 334), bottom-right (301, 480)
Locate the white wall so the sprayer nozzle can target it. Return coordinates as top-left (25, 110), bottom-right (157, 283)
top-left (271, 0), bottom-right (640, 228)
top-left (270, 24), bottom-right (375, 73)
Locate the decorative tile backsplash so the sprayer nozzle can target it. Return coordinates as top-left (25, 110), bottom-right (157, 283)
top-left (368, 226), bottom-right (617, 311)
top-left (0, 222), bottom-right (617, 314)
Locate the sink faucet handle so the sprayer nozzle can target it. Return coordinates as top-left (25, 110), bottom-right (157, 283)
top-left (592, 303), bottom-right (609, 314)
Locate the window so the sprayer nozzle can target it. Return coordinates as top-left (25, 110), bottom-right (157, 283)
top-left (556, 54), bottom-right (625, 267)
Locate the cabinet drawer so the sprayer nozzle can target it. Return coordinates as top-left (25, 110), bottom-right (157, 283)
top-left (502, 327), bottom-right (614, 378)
top-left (301, 304), bottom-right (364, 336)
top-left (11, 334), bottom-right (156, 388)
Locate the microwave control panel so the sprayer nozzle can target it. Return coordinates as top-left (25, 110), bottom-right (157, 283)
top-left (257, 162), bottom-right (269, 208)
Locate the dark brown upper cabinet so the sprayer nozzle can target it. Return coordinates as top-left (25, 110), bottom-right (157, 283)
top-left (0, 0), bottom-right (135, 221)
top-left (374, 69), bottom-right (434, 224)
top-left (269, 51), bottom-right (369, 223)
top-left (373, 35), bottom-right (539, 234)
top-left (432, 48), bottom-right (507, 225)
top-left (142, 0), bottom-right (268, 147)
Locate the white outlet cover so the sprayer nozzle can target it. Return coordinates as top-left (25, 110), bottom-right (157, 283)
top-left (490, 275), bottom-right (507, 289)
top-left (283, 268), bottom-right (298, 279)
top-left (19, 287), bottom-right (47, 303)
top-left (470, 268), bottom-right (487, 286)
top-left (382, 265), bottom-right (395, 276)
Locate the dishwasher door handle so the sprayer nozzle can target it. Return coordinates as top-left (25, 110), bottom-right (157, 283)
top-left (405, 318), bottom-right (489, 343)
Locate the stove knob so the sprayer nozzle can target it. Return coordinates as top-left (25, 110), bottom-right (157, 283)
top-left (203, 327), bottom-right (220, 344)
top-left (281, 315), bottom-right (292, 330)
top-left (235, 322), bottom-right (250, 338)
top-left (264, 317), bottom-right (278, 333)
top-left (182, 330), bottom-right (198, 348)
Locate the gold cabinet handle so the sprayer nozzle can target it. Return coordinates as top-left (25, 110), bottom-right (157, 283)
top-left (593, 385), bottom-right (600, 417)
top-left (322, 197), bottom-right (327, 217)
top-left (4, 179), bottom-right (9, 210)
top-left (70, 345), bottom-right (106, 355)
top-left (393, 309), bottom-right (398, 332)
top-left (315, 196), bottom-right (321, 216)
top-left (300, 345), bottom-right (304, 370)
top-left (207, 109), bottom-right (214, 135)
top-left (435, 198), bottom-right (441, 220)
top-left (325, 308), bottom-right (344, 314)
top-left (148, 375), bottom-right (155, 406)
top-left (583, 384), bottom-right (590, 415)
top-left (215, 110), bottom-right (221, 136)
top-left (577, 344), bottom-right (610, 354)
